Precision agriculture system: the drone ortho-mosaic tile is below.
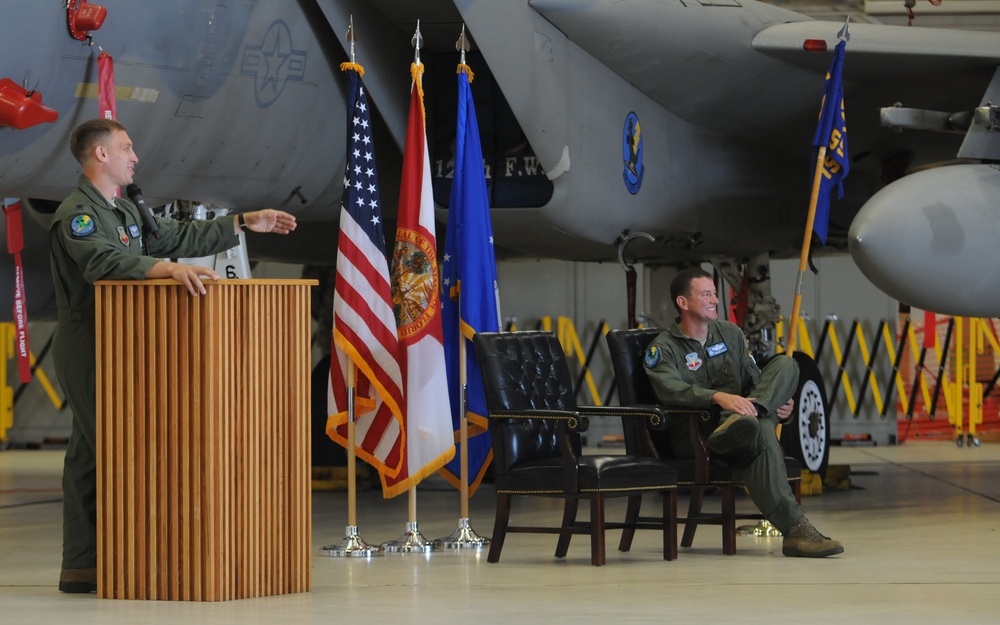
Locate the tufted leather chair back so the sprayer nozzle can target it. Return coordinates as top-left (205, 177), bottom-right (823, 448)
top-left (473, 331), bottom-right (583, 474)
top-left (606, 328), bottom-right (671, 458)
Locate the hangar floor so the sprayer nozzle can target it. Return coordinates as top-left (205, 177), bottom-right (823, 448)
top-left (1, 442), bottom-right (998, 623)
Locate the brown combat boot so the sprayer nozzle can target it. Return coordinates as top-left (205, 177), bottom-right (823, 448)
top-left (706, 414), bottom-right (759, 455)
top-left (782, 518), bottom-right (844, 558)
top-left (58, 567), bottom-right (97, 593)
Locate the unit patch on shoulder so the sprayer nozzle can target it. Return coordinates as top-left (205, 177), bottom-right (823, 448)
top-left (70, 214), bottom-right (96, 237)
top-left (643, 345), bottom-right (660, 368)
top-left (685, 352), bottom-right (703, 371)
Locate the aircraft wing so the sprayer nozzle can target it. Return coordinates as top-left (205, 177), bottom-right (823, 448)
top-left (454, 0), bottom-right (1000, 316)
top-left (753, 20), bottom-right (1000, 73)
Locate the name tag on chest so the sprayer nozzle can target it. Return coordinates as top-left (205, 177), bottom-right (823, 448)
top-left (706, 342), bottom-right (728, 358)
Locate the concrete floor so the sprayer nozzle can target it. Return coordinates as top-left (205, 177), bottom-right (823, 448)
top-left (2, 442), bottom-right (999, 624)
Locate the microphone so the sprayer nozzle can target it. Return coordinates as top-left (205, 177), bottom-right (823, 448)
top-left (125, 183), bottom-right (160, 240)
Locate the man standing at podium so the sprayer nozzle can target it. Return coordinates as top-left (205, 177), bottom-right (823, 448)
top-left (49, 118), bottom-right (297, 593)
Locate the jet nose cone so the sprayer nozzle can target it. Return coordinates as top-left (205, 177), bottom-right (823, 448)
top-left (849, 164), bottom-right (1000, 318)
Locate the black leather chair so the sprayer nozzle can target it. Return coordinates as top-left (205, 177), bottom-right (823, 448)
top-left (606, 328), bottom-right (801, 555)
top-left (473, 330), bottom-right (679, 566)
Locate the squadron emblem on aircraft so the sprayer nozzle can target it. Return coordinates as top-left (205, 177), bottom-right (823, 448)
top-left (392, 228), bottom-right (438, 340)
top-left (622, 111), bottom-right (644, 194)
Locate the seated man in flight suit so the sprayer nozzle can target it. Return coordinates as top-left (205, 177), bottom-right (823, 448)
top-left (643, 266), bottom-right (843, 558)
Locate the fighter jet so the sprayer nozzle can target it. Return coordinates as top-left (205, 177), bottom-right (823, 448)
top-left (3, 0), bottom-right (998, 318)
top-left (4, 0), bottom-right (997, 479)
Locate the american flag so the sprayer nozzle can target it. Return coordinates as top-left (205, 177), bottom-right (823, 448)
top-left (327, 64), bottom-right (405, 479)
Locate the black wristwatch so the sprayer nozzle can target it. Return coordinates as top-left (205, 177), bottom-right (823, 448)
top-left (238, 213), bottom-right (250, 231)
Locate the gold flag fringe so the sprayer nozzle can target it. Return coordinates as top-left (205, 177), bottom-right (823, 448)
top-left (340, 61), bottom-right (365, 76)
top-left (456, 63), bottom-right (475, 83)
top-left (411, 63), bottom-right (427, 125)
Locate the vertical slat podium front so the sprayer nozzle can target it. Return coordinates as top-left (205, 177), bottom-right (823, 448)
top-left (94, 279), bottom-right (314, 601)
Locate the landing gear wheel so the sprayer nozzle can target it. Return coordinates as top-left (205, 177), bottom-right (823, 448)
top-left (781, 352), bottom-right (830, 479)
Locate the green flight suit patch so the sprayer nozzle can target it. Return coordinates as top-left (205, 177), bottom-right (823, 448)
top-left (70, 214), bottom-right (97, 237)
top-left (644, 345), bottom-right (660, 368)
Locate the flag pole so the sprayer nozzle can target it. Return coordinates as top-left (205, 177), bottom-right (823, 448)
top-left (320, 18), bottom-right (383, 558)
top-left (781, 18), bottom-right (850, 455)
top-left (381, 488), bottom-right (436, 553)
top-left (786, 18), bottom-right (850, 357)
top-left (771, 144), bottom-right (827, 454)
top-left (785, 145), bottom-right (827, 358)
top-left (433, 25), bottom-right (490, 550)
top-left (460, 335), bottom-right (469, 517)
top-left (321, 358), bottom-right (383, 557)
top-left (434, 305), bottom-right (489, 549)
top-left (380, 23), bottom-right (439, 554)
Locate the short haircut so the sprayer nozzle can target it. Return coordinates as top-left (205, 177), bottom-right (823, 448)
top-left (70, 118), bottom-right (127, 164)
top-left (670, 266), bottom-right (713, 313)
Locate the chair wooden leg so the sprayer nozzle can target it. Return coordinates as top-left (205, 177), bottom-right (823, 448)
top-left (589, 494), bottom-right (606, 566)
top-left (720, 485), bottom-right (737, 555)
top-left (662, 490), bottom-right (678, 561)
top-left (618, 494), bottom-right (642, 552)
top-left (554, 498), bottom-right (579, 558)
top-left (488, 493), bottom-right (512, 563)
top-left (681, 487), bottom-right (706, 548)
top-left (792, 479), bottom-right (802, 504)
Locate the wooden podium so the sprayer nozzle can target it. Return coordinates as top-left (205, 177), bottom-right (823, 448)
top-left (94, 279), bottom-right (315, 601)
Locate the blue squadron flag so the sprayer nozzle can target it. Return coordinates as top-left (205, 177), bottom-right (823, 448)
top-left (811, 37), bottom-right (849, 244)
top-left (439, 64), bottom-right (500, 495)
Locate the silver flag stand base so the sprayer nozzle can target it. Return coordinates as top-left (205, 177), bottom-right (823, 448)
top-left (433, 517), bottom-right (490, 550)
top-left (736, 519), bottom-right (782, 537)
top-left (381, 521), bottom-right (437, 553)
top-left (320, 525), bottom-right (384, 557)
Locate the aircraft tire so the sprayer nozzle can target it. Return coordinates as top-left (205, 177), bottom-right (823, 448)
top-left (780, 352), bottom-right (830, 480)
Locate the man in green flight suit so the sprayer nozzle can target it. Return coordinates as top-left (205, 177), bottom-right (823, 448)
top-left (50, 118), bottom-right (298, 592)
top-left (643, 266), bottom-right (843, 558)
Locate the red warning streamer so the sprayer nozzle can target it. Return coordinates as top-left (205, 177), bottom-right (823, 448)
top-left (4, 199), bottom-right (31, 384)
top-left (97, 50), bottom-right (120, 197)
top-left (97, 50), bottom-right (116, 120)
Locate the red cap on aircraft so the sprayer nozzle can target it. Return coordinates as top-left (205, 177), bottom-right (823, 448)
top-left (67, 0), bottom-right (107, 41)
top-left (0, 78), bottom-right (59, 130)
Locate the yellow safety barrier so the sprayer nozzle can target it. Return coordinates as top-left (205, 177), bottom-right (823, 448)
top-left (1, 322), bottom-right (67, 443)
top-left (902, 321), bottom-right (933, 417)
top-left (550, 316), bottom-right (604, 406)
top-left (1, 323), bottom-right (13, 443)
top-left (854, 322), bottom-right (885, 416)
top-left (953, 318), bottom-right (965, 437)
top-left (779, 313), bottom-right (1000, 442)
top-left (28, 349), bottom-right (65, 412)
top-left (779, 316), bottom-right (892, 418)
top-left (520, 314), bottom-right (1000, 440)
top-left (535, 315), bottom-right (612, 406)
top-left (823, 319), bottom-right (858, 415)
top-left (883, 322), bottom-right (909, 417)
